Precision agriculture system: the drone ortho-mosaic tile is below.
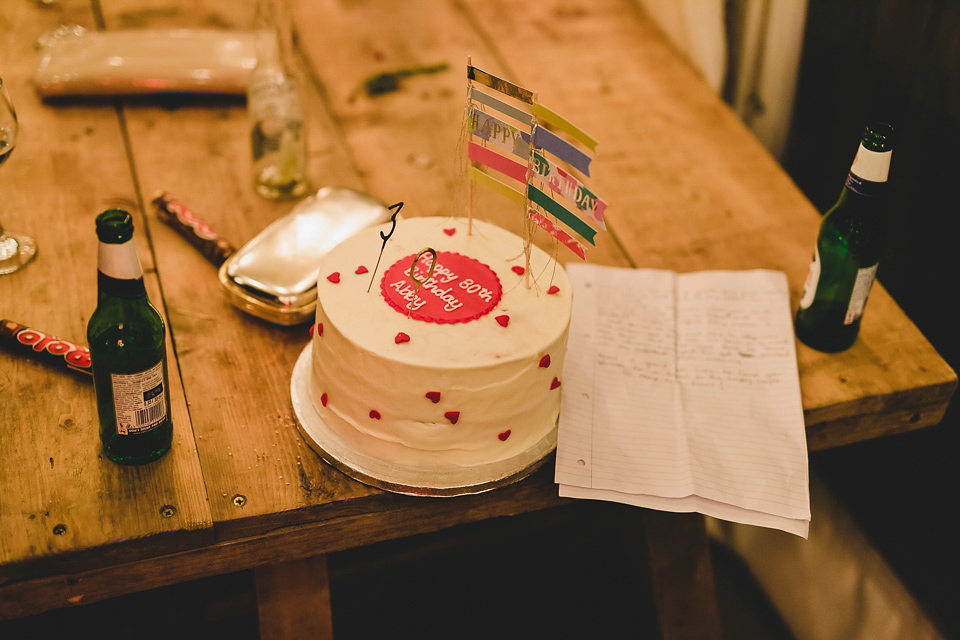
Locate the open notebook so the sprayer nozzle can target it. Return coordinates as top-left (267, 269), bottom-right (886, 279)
top-left (555, 265), bottom-right (810, 537)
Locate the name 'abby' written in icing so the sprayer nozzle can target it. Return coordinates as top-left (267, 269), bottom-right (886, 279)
top-left (382, 251), bottom-right (502, 323)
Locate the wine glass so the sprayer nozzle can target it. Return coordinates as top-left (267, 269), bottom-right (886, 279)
top-left (0, 76), bottom-right (37, 275)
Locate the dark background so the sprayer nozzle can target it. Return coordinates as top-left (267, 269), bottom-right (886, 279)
top-left (784, 0), bottom-right (960, 638)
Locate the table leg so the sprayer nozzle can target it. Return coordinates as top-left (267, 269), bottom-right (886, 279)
top-left (255, 554), bottom-right (335, 640)
top-left (644, 510), bottom-right (724, 640)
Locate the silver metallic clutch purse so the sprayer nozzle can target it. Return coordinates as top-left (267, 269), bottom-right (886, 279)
top-left (218, 187), bottom-right (392, 325)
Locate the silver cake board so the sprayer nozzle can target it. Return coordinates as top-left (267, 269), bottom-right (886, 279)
top-left (290, 342), bottom-right (557, 497)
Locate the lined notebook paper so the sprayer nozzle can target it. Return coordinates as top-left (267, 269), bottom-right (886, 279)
top-left (556, 265), bottom-right (810, 537)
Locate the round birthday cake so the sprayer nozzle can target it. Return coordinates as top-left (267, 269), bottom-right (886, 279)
top-left (308, 216), bottom-right (572, 469)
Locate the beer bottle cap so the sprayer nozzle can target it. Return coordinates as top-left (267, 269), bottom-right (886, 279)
top-left (862, 123), bottom-right (894, 153)
top-left (96, 209), bottom-right (134, 244)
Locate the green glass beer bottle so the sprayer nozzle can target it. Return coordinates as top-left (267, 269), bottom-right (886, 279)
top-left (795, 123), bottom-right (893, 352)
top-left (87, 210), bottom-right (173, 464)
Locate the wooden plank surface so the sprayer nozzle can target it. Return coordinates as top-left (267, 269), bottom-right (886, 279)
top-left (0, 466), bottom-right (566, 619)
top-left (645, 510), bottom-right (724, 639)
top-left (1, 0), bottom-right (956, 624)
top-left (456, 0), bottom-right (956, 446)
top-left (290, 0), bottom-right (632, 267)
top-left (95, 0), bottom-right (385, 543)
top-left (95, 0), bottom-right (634, 543)
top-left (255, 555), bottom-right (334, 640)
top-left (97, 0), bottom-right (954, 545)
top-left (0, 0), bottom-right (212, 582)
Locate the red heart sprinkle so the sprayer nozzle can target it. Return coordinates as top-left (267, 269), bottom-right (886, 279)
top-left (550, 377), bottom-right (561, 390)
top-left (444, 228), bottom-right (456, 236)
top-left (425, 391), bottom-right (441, 403)
top-left (539, 354), bottom-right (551, 368)
top-left (369, 410), bottom-right (381, 420)
top-left (327, 272), bottom-right (341, 283)
top-left (547, 285), bottom-right (560, 295)
top-left (498, 430), bottom-right (511, 441)
top-left (511, 266), bottom-right (525, 275)
top-left (444, 411), bottom-right (460, 424)
top-left (321, 392), bottom-right (328, 406)
top-left (395, 332), bottom-right (410, 344)
top-left (314, 322), bottom-right (323, 337)
top-left (495, 315), bottom-right (510, 327)
top-left (308, 324), bottom-right (315, 337)
top-left (355, 265), bottom-right (369, 274)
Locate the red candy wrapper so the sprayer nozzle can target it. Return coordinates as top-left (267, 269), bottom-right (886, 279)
top-left (152, 191), bottom-right (237, 266)
top-left (0, 319), bottom-right (92, 376)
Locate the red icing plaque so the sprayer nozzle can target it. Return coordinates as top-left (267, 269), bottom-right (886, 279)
top-left (381, 251), bottom-right (502, 324)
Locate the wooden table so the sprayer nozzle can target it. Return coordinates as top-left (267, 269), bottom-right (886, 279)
top-left (1, 1), bottom-right (955, 638)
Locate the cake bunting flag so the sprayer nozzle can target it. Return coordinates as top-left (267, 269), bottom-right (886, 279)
top-left (463, 61), bottom-right (607, 274)
top-left (467, 65), bottom-right (534, 103)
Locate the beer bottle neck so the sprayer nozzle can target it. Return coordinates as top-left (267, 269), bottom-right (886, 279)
top-left (98, 271), bottom-right (147, 299)
top-left (253, 0), bottom-right (292, 70)
top-left (97, 238), bottom-right (146, 299)
top-left (842, 143), bottom-right (892, 199)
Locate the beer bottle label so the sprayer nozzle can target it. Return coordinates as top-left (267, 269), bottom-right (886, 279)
top-left (249, 78), bottom-right (303, 162)
top-left (845, 146), bottom-right (891, 198)
top-left (798, 247), bottom-right (821, 310)
top-left (844, 263), bottom-right (879, 325)
top-left (98, 238), bottom-right (143, 280)
top-left (850, 146), bottom-right (891, 182)
top-left (110, 361), bottom-right (167, 435)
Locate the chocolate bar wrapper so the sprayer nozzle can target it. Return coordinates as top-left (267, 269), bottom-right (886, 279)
top-left (0, 319), bottom-right (91, 376)
top-left (152, 191), bottom-right (236, 266)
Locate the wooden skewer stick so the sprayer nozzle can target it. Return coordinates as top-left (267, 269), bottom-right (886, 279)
top-left (523, 91), bottom-right (540, 289)
top-left (466, 55), bottom-right (474, 236)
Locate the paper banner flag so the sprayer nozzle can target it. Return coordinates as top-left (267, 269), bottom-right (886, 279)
top-left (467, 86), bottom-right (532, 126)
top-left (464, 63), bottom-right (601, 262)
top-left (533, 126), bottom-right (592, 177)
top-left (469, 141), bottom-right (527, 184)
top-left (531, 150), bottom-right (607, 228)
top-left (528, 209), bottom-right (587, 260)
top-left (467, 65), bottom-right (534, 104)
top-left (531, 103), bottom-right (597, 152)
top-left (468, 107), bottom-right (529, 159)
top-left (468, 166), bottom-right (526, 206)
top-left (527, 184), bottom-right (597, 246)
top-left (469, 108), bottom-right (592, 178)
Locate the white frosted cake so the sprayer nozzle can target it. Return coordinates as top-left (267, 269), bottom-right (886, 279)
top-left (309, 216), bottom-right (572, 469)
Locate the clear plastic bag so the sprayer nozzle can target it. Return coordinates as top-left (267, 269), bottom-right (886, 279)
top-left (33, 25), bottom-right (257, 97)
